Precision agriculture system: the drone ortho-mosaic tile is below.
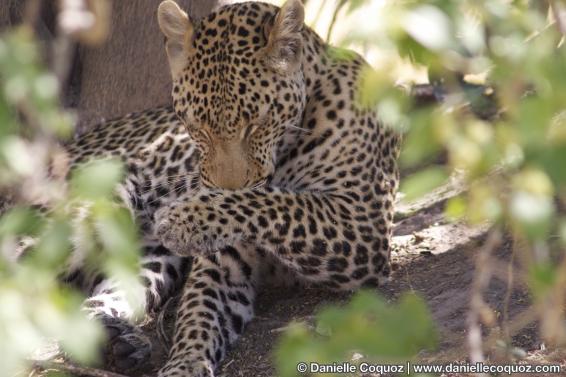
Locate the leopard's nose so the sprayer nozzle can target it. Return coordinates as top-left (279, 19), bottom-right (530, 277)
top-left (212, 158), bottom-right (248, 190)
top-left (216, 174), bottom-right (246, 190)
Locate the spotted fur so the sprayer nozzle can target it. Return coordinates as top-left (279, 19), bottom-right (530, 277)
top-left (154, 1), bottom-right (400, 376)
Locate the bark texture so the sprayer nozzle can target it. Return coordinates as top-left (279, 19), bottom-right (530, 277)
top-left (72, 0), bottom-right (190, 130)
top-left (188, 0), bottom-right (235, 20)
top-left (0, 0), bottom-right (23, 30)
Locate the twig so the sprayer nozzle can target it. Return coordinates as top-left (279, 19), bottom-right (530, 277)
top-left (33, 360), bottom-right (130, 377)
top-left (549, 0), bottom-right (566, 37)
top-left (484, 307), bottom-right (539, 350)
top-left (157, 296), bottom-right (174, 349)
top-left (539, 238), bottom-right (566, 344)
top-left (325, 0), bottom-right (347, 42)
top-left (466, 229), bottom-right (501, 376)
top-left (53, 0), bottom-right (82, 88)
top-left (502, 236), bottom-right (516, 342)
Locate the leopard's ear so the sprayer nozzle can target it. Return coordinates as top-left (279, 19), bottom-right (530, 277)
top-left (157, 0), bottom-right (193, 77)
top-left (262, 0), bottom-right (304, 74)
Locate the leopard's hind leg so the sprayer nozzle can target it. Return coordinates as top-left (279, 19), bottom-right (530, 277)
top-left (78, 241), bottom-right (189, 372)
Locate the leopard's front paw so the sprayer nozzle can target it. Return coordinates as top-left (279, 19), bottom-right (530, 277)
top-left (158, 359), bottom-right (214, 377)
top-left (154, 205), bottom-right (196, 255)
top-left (154, 204), bottom-right (215, 256)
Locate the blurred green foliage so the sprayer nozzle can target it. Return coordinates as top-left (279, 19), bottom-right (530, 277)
top-left (277, 0), bottom-right (566, 374)
top-left (276, 292), bottom-right (436, 377)
top-left (0, 28), bottom-right (142, 376)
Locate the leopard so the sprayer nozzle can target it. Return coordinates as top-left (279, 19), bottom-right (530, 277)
top-left (152, 0), bottom-right (401, 376)
top-left (10, 0), bottom-right (400, 375)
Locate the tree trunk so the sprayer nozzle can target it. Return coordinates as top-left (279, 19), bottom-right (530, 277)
top-left (188, 0), bottom-right (237, 21)
top-left (0, 0), bottom-right (23, 30)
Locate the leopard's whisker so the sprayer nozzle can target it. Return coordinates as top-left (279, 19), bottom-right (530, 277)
top-left (139, 171), bottom-right (200, 187)
top-left (145, 183), bottom-right (186, 206)
top-left (137, 172), bottom-right (200, 195)
top-left (286, 124), bottom-right (312, 133)
top-left (137, 179), bottom-right (184, 196)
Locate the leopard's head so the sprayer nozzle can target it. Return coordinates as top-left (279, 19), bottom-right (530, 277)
top-left (158, 0), bottom-right (306, 189)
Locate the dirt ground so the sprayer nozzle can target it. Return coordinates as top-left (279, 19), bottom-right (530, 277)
top-left (124, 193), bottom-right (566, 377)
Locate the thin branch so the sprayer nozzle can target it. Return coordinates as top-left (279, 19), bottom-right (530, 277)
top-left (33, 360), bottom-right (130, 377)
top-left (466, 229), bottom-right (501, 376)
top-left (549, 0), bottom-right (566, 37)
top-left (484, 307), bottom-right (539, 350)
top-left (157, 296), bottom-right (175, 349)
top-left (502, 236), bottom-right (516, 342)
top-left (325, 0), bottom-right (347, 42)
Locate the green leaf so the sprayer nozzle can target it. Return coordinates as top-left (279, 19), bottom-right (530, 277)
top-left (509, 191), bottom-right (554, 240)
top-left (356, 67), bottom-right (392, 109)
top-left (32, 220), bottom-right (72, 268)
top-left (70, 159), bottom-right (124, 199)
top-left (0, 94), bottom-right (17, 139)
top-left (445, 196), bottom-right (466, 221)
top-left (528, 263), bottom-right (557, 298)
top-left (402, 5), bottom-right (452, 51)
top-left (59, 310), bottom-right (104, 364)
top-left (532, 146), bottom-right (566, 186)
top-left (347, 0), bottom-right (370, 14)
top-left (0, 206), bottom-right (44, 237)
top-left (276, 323), bottom-right (324, 377)
top-left (327, 46), bottom-right (359, 62)
top-left (95, 205), bottom-right (139, 261)
top-left (400, 109), bottom-right (443, 168)
top-left (400, 167), bottom-right (448, 201)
